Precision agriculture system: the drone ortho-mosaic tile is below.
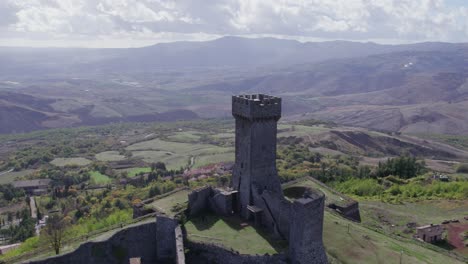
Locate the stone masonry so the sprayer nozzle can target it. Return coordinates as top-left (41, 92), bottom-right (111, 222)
top-left (187, 94), bottom-right (328, 263)
top-left (231, 94), bottom-right (283, 219)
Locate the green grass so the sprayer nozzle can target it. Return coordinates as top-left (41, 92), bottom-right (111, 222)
top-left (131, 151), bottom-right (188, 170)
top-left (212, 132), bottom-right (234, 139)
top-left (416, 134), bottom-right (468, 151)
top-left (50, 157), bottom-right (92, 167)
top-left (124, 167), bottom-right (151, 177)
top-left (167, 131), bottom-right (202, 142)
top-left (126, 138), bottom-right (233, 170)
top-left (323, 211), bottom-right (464, 264)
top-left (95, 151), bottom-right (126, 162)
top-left (192, 152), bottom-right (234, 168)
top-left (0, 169), bottom-right (35, 184)
top-left (277, 124), bottom-right (329, 137)
top-left (185, 214), bottom-right (287, 255)
top-left (89, 171), bottom-right (112, 184)
top-left (149, 189), bottom-right (190, 216)
top-left (359, 200), bottom-right (468, 238)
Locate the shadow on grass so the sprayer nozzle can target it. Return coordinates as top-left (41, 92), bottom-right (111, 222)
top-left (189, 213), bottom-right (220, 231)
top-left (189, 213), bottom-right (287, 253)
top-left (253, 227), bottom-right (288, 253)
top-left (433, 240), bottom-right (456, 250)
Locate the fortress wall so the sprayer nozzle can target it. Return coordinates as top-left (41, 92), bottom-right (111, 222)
top-left (254, 190), bottom-right (291, 238)
top-left (185, 240), bottom-right (287, 264)
top-left (333, 201), bottom-right (361, 222)
top-left (210, 190), bottom-right (234, 216)
top-left (289, 194), bottom-right (328, 264)
top-left (175, 225), bottom-right (186, 264)
top-left (29, 222), bottom-right (158, 264)
top-left (187, 186), bottom-right (212, 216)
top-left (156, 215), bottom-right (179, 263)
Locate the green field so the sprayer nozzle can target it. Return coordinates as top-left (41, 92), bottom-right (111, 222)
top-left (277, 124), bottom-right (329, 137)
top-left (123, 167), bottom-right (152, 177)
top-left (89, 171), bottom-right (112, 185)
top-left (126, 138), bottom-right (233, 170)
top-left (149, 189), bottom-right (190, 216)
top-left (95, 151), bottom-right (126, 162)
top-left (323, 211), bottom-right (462, 264)
top-left (192, 152), bottom-right (234, 168)
top-left (0, 169), bottom-right (35, 184)
top-left (416, 134), bottom-right (468, 151)
top-left (131, 150), bottom-right (188, 170)
top-left (50, 157), bottom-right (92, 167)
top-left (359, 200), bottom-right (468, 238)
top-left (167, 131), bottom-right (202, 142)
top-left (185, 214), bottom-right (287, 255)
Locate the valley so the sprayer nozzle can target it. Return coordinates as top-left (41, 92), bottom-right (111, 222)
top-left (0, 118), bottom-right (466, 263)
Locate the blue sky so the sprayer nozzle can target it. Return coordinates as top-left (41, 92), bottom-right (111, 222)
top-left (0, 0), bottom-right (467, 48)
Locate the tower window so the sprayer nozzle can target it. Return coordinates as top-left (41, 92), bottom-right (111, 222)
top-left (241, 162), bottom-right (244, 169)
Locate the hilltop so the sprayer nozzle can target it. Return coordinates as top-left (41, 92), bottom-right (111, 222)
top-left (0, 37), bottom-right (467, 134)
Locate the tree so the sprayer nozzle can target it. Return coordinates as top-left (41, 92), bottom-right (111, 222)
top-left (456, 163), bottom-right (468, 173)
top-left (151, 162), bottom-right (166, 172)
top-left (43, 214), bottom-right (68, 255)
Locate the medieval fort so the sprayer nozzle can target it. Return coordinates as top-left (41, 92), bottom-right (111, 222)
top-left (27, 94), bottom-right (330, 264)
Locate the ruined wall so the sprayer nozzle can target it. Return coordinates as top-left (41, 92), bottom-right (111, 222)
top-left (185, 240), bottom-right (288, 264)
top-left (29, 222), bottom-right (157, 264)
top-left (289, 192), bottom-right (328, 264)
top-left (209, 189), bottom-right (234, 216)
top-left (330, 201), bottom-right (361, 222)
top-left (187, 186), bottom-right (212, 216)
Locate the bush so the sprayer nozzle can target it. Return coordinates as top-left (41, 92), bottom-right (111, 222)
top-left (456, 163), bottom-right (468, 173)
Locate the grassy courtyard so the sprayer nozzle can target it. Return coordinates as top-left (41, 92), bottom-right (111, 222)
top-left (185, 214), bottom-right (287, 255)
top-left (149, 189), bottom-right (190, 216)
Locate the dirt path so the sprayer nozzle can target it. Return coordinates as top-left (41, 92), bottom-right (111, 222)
top-left (0, 168), bottom-right (13, 176)
top-left (29, 196), bottom-right (37, 219)
top-left (446, 223), bottom-right (468, 251)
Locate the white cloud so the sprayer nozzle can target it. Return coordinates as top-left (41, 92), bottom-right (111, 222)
top-left (1, 0), bottom-right (467, 47)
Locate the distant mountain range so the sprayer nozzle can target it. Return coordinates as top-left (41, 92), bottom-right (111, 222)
top-left (0, 37), bottom-right (467, 134)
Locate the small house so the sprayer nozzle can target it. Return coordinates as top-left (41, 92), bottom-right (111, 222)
top-left (12, 179), bottom-right (51, 195)
top-left (416, 224), bottom-right (443, 243)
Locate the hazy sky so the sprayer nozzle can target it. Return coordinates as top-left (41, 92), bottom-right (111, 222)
top-left (0, 0), bottom-right (467, 48)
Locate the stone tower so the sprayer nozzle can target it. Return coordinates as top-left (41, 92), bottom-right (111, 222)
top-left (289, 192), bottom-right (328, 264)
top-left (231, 94), bottom-right (283, 218)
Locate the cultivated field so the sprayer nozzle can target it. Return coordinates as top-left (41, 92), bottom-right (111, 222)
top-left (95, 151), bottom-right (126, 162)
top-left (126, 138), bottom-right (233, 169)
top-left (0, 169), bottom-right (35, 184)
top-left (50, 157), bottom-right (92, 167)
top-left (89, 171), bottom-right (112, 185)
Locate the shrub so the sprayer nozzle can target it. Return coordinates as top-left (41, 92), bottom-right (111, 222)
top-left (456, 163), bottom-right (468, 173)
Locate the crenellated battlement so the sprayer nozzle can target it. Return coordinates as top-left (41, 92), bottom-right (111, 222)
top-left (232, 94), bottom-right (281, 120)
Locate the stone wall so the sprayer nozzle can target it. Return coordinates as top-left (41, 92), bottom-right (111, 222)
top-left (209, 189), bottom-right (234, 216)
top-left (175, 225), bottom-right (185, 264)
top-left (289, 191), bottom-right (328, 264)
top-left (185, 240), bottom-right (288, 264)
top-left (156, 215), bottom-right (179, 263)
top-left (187, 186), bottom-right (212, 216)
top-left (29, 222), bottom-right (158, 264)
top-left (329, 201), bottom-right (361, 222)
